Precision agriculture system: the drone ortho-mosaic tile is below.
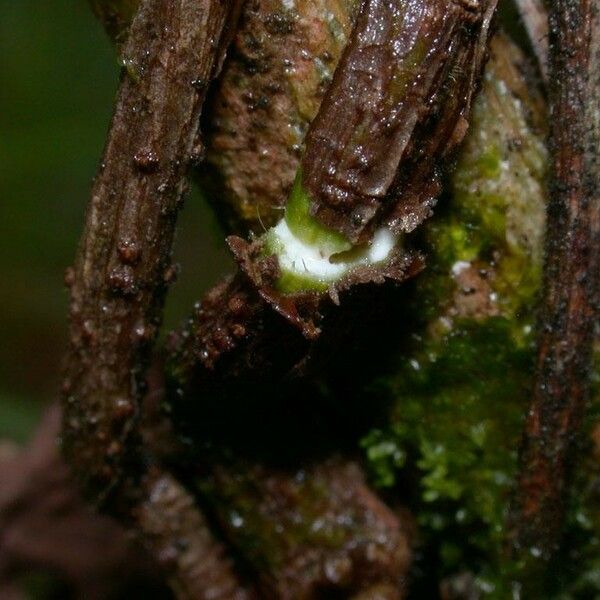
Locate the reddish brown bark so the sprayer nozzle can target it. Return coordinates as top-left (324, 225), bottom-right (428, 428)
top-left (511, 0), bottom-right (600, 556)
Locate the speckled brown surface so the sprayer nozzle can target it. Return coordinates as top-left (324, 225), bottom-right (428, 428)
top-left (201, 458), bottom-right (413, 599)
top-left (201, 0), bottom-right (360, 234)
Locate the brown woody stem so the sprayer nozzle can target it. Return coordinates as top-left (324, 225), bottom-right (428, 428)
top-left (135, 468), bottom-right (255, 600)
top-left (511, 0), bottom-right (600, 558)
top-left (61, 0), bottom-right (238, 504)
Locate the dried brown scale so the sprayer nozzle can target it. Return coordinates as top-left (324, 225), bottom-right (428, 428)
top-left (201, 0), bottom-right (360, 234)
top-left (510, 0), bottom-right (600, 558)
top-left (62, 0), bottom-right (241, 504)
top-left (166, 234), bottom-right (422, 396)
top-left (166, 270), bottom-right (308, 386)
top-left (302, 0), bottom-right (497, 243)
top-left (136, 468), bottom-right (256, 600)
top-left (199, 458), bottom-right (412, 599)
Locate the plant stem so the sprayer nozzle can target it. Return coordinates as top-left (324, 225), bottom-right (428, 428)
top-left (302, 0), bottom-right (497, 243)
top-left (510, 0), bottom-right (600, 559)
top-left (136, 468), bottom-right (255, 599)
top-left (62, 0), bottom-right (239, 504)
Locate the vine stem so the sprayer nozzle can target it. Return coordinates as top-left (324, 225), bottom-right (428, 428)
top-left (511, 0), bottom-right (600, 559)
top-left (61, 0), bottom-right (238, 504)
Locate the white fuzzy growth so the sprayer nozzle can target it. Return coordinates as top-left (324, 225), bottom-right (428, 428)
top-left (271, 220), bottom-right (398, 283)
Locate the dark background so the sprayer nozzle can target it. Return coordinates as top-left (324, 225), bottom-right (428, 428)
top-left (0, 0), bottom-right (231, 442)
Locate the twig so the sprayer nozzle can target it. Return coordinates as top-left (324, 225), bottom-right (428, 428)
top-left (135, 468), bottom-right (255, 600)
top-left (513, 0), bottom-right (549, 81)
top-left (511, 0), bottom-right (600, 558)
top-left (61, 0), bottom-right (238, 504)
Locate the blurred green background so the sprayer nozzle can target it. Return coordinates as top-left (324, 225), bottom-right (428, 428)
top-left (0, 0), bottom-right (231, 442)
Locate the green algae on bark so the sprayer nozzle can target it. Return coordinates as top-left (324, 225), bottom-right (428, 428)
top-left (361, 33), bottom-right (551, 595)
top-left (197, 458), bottom-right (412, 599)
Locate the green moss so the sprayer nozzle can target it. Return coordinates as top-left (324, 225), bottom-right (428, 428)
top-left (475, 145), bottom-right (503, 179)
top-left (359, 35), bottom-right (556, 596)
top-left (367, 319), bottom-right (532, 583)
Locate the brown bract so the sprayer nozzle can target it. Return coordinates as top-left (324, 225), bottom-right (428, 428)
top-left (62, 0), bottom-right (240, 504)
top-left (302, 0), bottom-right (497, 243)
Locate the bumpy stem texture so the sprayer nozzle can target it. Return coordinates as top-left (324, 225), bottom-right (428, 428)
top-left (511, 0), bottom-right (600, 557)
top-left (136, 469), bottom-right (255, 600)
top-left (199, 458), bottom-right (412, 599)
top-left (62, 0), bottom-right (237, 503)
